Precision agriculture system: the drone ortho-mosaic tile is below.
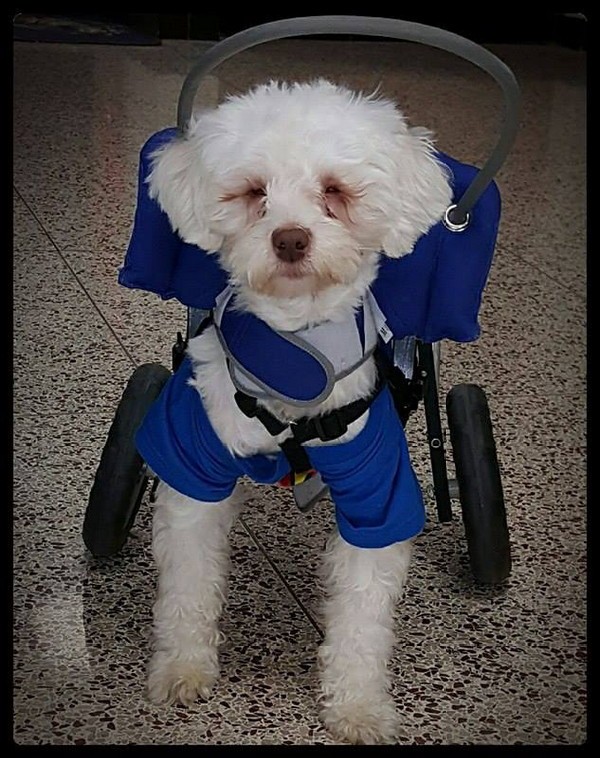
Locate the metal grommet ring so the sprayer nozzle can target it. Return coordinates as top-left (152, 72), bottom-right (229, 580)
top-left (443, 204), bottom-right (470, 232)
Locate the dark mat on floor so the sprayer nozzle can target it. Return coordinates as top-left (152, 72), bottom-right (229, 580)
top-left (13, 14), bottom-right (160, 45)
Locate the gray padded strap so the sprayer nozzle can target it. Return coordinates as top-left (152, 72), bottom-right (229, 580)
top-left (212, 288), bottom-right (378, 407)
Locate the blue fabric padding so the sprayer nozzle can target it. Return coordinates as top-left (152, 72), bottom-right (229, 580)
top-left (169, 242), bottom-right (228, 308)
top-left (220, 305), bottom-right (330, 402)
top-left (308, 386), bottom-right (425, 548)
top-left (118, 128), bottom-right (228, 308)
top-left (136, 358), bottom-right (289, 502)
top-left (136, 358), bottom-right (425, 548)
top-left (371, 152), bottom-right (501, 343)
top-left (119, 130), bottom-right (501, 343)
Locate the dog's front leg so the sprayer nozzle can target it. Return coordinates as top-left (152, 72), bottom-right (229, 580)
top-left (318, 532), bottom-right (413, 745)
top-left (147, 482), bottom-right (245, 706)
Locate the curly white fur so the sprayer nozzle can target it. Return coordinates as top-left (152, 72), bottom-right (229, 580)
top-left (149, 79), bottom-right (450, 303)
top-left (145, 79), bottom-right (451, 744)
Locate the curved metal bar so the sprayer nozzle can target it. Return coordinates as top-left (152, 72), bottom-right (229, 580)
top-left (177, 15), bottom-right (520, 222)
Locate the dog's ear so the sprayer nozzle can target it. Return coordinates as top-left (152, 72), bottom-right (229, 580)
top-left (147, 135), bottom-right (224, 252)
top-left (379, 126), bottom-right (452, 258)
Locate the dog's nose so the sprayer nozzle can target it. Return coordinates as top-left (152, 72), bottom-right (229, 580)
top-left (271, 227), bottom-right (310, 263)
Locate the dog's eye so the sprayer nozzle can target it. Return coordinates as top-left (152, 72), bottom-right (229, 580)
top-left (324, 185), bottom-right (341, 195)
top-left (247, 187), bottom-right (266, 197)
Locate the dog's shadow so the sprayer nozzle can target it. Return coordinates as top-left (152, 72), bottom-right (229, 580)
top-left (416, 505), bottom-right (512, 603)
top-left (81, 497), bottom-right (155, 678)
top-left (80, 489), bottom-right (324, 682)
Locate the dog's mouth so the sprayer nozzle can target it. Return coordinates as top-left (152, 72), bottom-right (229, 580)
top-left (273, 260), bottom-right (351, 298)
top-left (276, 259), bottom-right (310, 279)
top-left (248, 257), bottom-right (337, 298)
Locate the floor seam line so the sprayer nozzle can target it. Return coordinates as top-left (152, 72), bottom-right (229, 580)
top-left (238, 515), bottom-right (325, 640)
top-left (14, 187), bottom-right (140, 368)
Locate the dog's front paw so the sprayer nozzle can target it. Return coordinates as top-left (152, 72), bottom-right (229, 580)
top-left (320, 695), bottom-right (399, 745)
top-left (147, 652), bottom-right (219, 707)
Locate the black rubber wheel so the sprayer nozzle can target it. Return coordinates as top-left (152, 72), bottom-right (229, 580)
top-left (83, 362), bottom-right (171, 557)
top-left (446, 383), bottom-right (511, 584)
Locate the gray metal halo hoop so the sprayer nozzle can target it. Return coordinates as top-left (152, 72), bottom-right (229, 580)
top-left (177, 15), bottom-right (521, 226)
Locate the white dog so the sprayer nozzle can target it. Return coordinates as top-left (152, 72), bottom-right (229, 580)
top-left (141, 80), bottom-right (452, 744)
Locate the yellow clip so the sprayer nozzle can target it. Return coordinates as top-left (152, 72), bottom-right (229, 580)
top-left (293, 469), bottom-right (315, 486)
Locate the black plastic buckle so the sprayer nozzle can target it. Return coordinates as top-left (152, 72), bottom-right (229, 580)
top-left (312, 412), bottom-right (348, 442)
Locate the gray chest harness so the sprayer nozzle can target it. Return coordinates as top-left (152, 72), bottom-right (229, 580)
top-left (207, 287), bottom-right (391, 507)
top-left (213, 286), bottom-right (383, 407)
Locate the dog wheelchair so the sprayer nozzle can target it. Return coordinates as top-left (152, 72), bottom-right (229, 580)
top-left (83, 16), bottom-right (520, 586)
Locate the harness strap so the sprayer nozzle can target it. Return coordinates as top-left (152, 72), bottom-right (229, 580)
top-left (279, 437), bottom-right (313, 475)
top-left (234, 360), bottom-right (386, 474)
top-left (234, 392), bottom-right (288, 436)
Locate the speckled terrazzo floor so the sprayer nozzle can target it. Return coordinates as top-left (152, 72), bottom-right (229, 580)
top-left (13, 31), bottom-right (586, 746)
